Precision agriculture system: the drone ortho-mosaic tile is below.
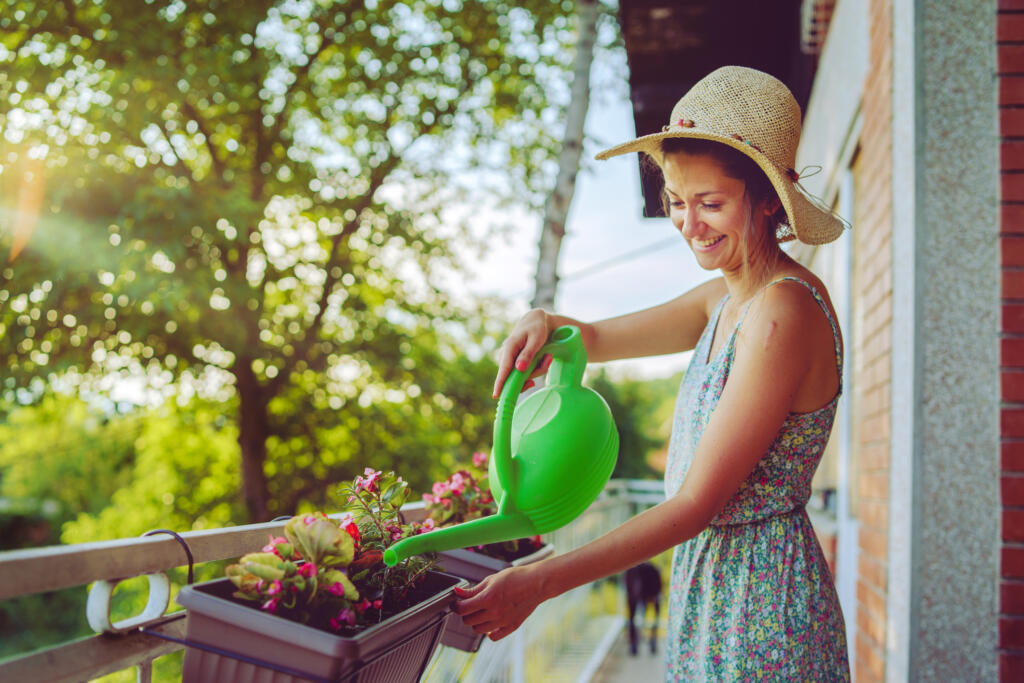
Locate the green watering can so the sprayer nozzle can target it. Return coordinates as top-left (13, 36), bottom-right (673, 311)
top-left (383, 325), bottom-right (619, 567)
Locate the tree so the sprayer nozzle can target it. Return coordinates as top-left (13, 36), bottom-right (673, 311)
top-left (590, 369), bottom-right (680, 480)
top-left (0, 0), bottom-right (582, 521)
top-left (531, 0), bottom-right (601, 310)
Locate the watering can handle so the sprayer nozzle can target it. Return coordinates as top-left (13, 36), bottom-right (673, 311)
top-left (492, 325), bottom-right (586, 508)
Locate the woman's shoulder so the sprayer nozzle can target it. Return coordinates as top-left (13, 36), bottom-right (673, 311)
top-left (690, 277), bottom-right (729, 318)
top-left (741, 268), bottom-right (839, 355)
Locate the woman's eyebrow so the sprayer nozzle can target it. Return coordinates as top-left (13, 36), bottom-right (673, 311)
top-left (665, 188), bottom-right (726, 198)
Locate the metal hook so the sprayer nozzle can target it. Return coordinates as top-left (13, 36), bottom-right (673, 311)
top-left (143, 529), bottom-right (194, 585)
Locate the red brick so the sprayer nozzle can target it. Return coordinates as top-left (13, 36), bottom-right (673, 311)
top-left (1006, 238), bottom-right (1024, 267)
top-left (1005, 372), bottom-right (1024, 402)
top-left (1004, 110), bottom-right (1024, 140)
top-left (1002, 46), bottom-right (1024, 74)
top-left (1008, 141), bottom-right (1024, 171)
top-left (1004, 203), bottom-right (1024, 232)
top-left (1005, 409), bottom-right (1024, 437)
top-left (1006, 475), bottom-right (1024, 505)
top-left (1005, 305), bottom-right (1024, 333)
top-left (1002, 14), bottom-right (1024, 42)
top-left (859, 526), bottom-right (889, 560)
top-left (1004, 441), bottom-right (1024, 471)
top-left (858, 552), bottom-right (887, 590)
top-left (1003, 546), bottom-right (1024, 578)
top-left (1003, 581), bottom-right (1024, 613)
top-left (1001, 1), bottom-right (1024, 12)
top-left (1004, 78), bottom-right (1024, 106)
top-left (1001, 651), bottom-right (1024, 681)
top-left (1006, 509), bottom-right (1024, 542)
top-left (1003, 338), bottom-right (1024, 366)
top-left (859, 499), bottom-right (889, 531)
top-left (1005, 270), bottom-right (1024, 299)
top-left (1001, 616), bottom-right (1024, 648)
top-left (856, 631), bottom-right (885, 682)
top-left (1006, 173), bottom-right (1024, 202)
top-left (856, 603), bottom-right (887, 651)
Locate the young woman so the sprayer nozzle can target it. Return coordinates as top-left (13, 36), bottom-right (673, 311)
top-left (454, 66), bottom-right (851, 681)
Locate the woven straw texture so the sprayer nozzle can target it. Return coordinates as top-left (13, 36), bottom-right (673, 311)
top-left (596, 66), bottom-right (843, 245)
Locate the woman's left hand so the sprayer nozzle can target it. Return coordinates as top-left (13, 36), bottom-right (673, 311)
top-left (453, 565), bottom-right (544, 641)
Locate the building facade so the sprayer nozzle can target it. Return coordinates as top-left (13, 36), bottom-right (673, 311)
top-left (794, 0), bottom-right (1002, 679)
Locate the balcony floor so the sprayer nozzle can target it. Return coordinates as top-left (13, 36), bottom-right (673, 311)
top-left (592, 628), bottom-right (666, 682)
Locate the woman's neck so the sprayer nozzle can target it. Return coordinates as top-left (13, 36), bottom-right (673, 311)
top-left (721, 249), bottom-right (793, 304)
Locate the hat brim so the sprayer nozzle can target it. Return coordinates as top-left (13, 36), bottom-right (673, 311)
top-left (596, 131), bottom-right (844, 246)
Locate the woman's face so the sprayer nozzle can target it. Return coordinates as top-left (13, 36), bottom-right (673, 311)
top-left (662, 151), bottom-right (762, 275)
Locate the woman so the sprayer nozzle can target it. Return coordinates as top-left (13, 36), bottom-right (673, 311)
top-left (455, 66), bottom-right (850, 681)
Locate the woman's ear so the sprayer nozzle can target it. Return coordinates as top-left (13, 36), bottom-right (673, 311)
top-left (762, 197), bottom-right (782, 216)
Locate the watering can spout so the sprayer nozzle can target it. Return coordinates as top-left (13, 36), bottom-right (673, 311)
top-left (383, 511), bottom-right (534, 567)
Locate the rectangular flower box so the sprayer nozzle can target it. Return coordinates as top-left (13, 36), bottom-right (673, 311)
top-left (176, 569), bottom-right (466, 683)
top-left (436, 542), bottom-right (554, 652)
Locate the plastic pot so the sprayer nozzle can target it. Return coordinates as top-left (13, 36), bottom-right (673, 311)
top-left (176, 570), bottom-right (466, 683)
top-left (436, 542), bottom-right (554, 652)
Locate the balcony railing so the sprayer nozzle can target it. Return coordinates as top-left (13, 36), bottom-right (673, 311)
top-left (0, 479), bottom-right (665, 683)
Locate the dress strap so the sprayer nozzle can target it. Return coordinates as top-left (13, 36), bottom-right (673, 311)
top-left (735, 276), bottom-right (843, 392)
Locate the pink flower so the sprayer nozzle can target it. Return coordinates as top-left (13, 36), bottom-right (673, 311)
top-left (422, 493), bottom-right (436, 504)
top-left (298, 563), bottom-right (317, 578)
top-left (262, 535), bottom-right (288, 555)
top-left (328, 581), bottom-right (348, 597)
top-left (473, 451), bottom-right (488, 467)
top-left (354, 468), bottom-right (382, 493)
top-left (261, 596), bottom-right (280, 613)
top-left (330, 608), bottom-right (356, 629)
top-left (419, 518), bottom-right (436, 533)
top-left (266, 580), bottom-right (283, 596)
top-left (387, 524), bottom-right (404, 541)
top-left (373, 599), bottom-right (382, 609)
top-left (449, 472), bottom-right (466, 495)
top-left (356, 599), bottom-right (372, 612)
top-left (432, 481), bottom-right (449, 498)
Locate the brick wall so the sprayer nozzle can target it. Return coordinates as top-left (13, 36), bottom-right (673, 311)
top-left (1001, 2), bottom-right (1024, 679)
top-left (850, 0), bottom-right (894, 680)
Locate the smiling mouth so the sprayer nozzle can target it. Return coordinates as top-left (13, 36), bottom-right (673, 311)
top-left (692, 235), bottom-right (725, 249)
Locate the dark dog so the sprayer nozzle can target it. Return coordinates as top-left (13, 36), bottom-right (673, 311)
top-left (625, 561), bottom-right (662, 655)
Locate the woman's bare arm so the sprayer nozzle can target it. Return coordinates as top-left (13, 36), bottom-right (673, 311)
top-left (460, 281), bottom-right (824, 638)
top-left (492, 277), bottom-right (726, 398)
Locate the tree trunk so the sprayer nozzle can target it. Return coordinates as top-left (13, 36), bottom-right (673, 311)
top-left (235, 360), bottom-right (270, 522)
top-left (530, 0), bottom-right (600, 310)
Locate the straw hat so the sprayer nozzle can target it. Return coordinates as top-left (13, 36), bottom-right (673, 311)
top-left (595, 66), bottom-right (844, 245)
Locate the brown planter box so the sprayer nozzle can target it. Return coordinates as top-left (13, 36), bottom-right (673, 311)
top-left (436, 543), bottom-right (554, 652)
top-left (176, 570), bottom-right (466, 683)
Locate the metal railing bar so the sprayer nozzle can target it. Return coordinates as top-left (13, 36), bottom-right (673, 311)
top-left (0, 505), bottom-right (428, 601)
top-left (0, 613), bottom-right (188, 683)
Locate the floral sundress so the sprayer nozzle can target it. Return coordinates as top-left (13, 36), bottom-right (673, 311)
top-left (663, 276), bottom-right (850, 682)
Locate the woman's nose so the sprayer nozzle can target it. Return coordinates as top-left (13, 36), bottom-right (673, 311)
top-left (679, 207), bottom-right (700, 237)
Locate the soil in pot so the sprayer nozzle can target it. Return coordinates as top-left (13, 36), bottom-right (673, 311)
top-left (193, 569), bottom-right (456, 637)
top-left (462, 537), bottom-right (545, 563)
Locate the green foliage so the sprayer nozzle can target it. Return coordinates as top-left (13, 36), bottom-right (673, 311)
top-left (590, 369), bottom-right (681, 480)
top-left (61, 398), bottom-right (244, 542)
top-left (0, 393), bottom-right (138, 544)
top-left (0, 0), bottom-right (583, 520)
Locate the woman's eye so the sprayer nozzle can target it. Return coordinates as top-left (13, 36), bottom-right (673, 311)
top-left (701, 203), bottom-right (721, 211)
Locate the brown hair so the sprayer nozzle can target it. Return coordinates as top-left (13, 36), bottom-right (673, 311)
top-left (656, 138), bottom-right (786, 289)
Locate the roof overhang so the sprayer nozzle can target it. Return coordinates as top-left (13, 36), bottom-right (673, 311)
top-left (617, 0), bottom-right (816, 216)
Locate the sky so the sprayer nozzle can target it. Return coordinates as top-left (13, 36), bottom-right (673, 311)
top-left (457, 71), bottom-right (713, 380)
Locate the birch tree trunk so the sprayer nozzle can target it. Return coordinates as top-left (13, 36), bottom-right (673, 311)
top-left (530, 0), bottom-right (600, 310)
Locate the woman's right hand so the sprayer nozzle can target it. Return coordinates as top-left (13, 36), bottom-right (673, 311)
top-left (492, 309), bottom-right (555, 399)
